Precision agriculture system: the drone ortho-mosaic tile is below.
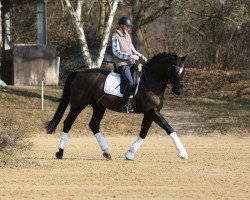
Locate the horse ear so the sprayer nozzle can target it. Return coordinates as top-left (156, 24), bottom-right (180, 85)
top-left (181, 54), bottom-right (188, 61)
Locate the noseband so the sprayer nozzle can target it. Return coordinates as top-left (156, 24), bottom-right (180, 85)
top-left (167, 64), bottom-right (183, 89)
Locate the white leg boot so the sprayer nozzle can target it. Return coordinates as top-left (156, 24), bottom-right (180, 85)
top-left (170, 132), bottom-right (188, 159)
top-left (58, 132), bottom-right (68, 150)
top-left (95, 132), bottom-right (111, 160)
top-left (56, 132), bottom-right (68, 159)
top-left (125, 137), bottom-right (144, 161)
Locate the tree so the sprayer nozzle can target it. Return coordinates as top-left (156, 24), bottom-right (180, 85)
top-left (62, 0), bottom-right (119, 68)
top-left (9, 0), bottom-right (250, 70)
top-left (124, 0), bottom-right (176, 53)
top-left (0, 1), bottom-right (2, 83)
top-left (177, 0), bottom-right (250, 69)
top-left (0, 1), bottom-right (7, 86)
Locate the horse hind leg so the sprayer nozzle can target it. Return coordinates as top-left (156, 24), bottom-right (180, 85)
top-left (56, 104), bottom-right (87, 159)
top-left (89, 104), bottom-right (111, 160)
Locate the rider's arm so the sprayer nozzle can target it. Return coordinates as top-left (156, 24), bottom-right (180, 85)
top-left (112, 35), bottom-right (131, 60)
top-left (131, 44), bottom-right (142, 58)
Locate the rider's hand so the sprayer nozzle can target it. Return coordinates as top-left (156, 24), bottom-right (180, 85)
top-left (131, 54), bottom-right (139, 61)
top-left (141, 55), bottom-right (148, 62)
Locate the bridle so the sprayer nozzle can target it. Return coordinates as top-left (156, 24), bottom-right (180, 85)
top-left (139, 55), bottom-right (184, 90)
top-left (166, 61), bottom-right (184, 89)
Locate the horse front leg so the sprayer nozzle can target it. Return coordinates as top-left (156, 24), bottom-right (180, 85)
top-left (125, 113), bottom-right (153, 160)
top-left (151, 109), bottom-right (188, 159)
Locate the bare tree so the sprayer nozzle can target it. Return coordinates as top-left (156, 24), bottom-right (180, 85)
top-left (124, 0), bottom-right (176, 53)
top-left (99, 0), bottom-right (111, 36)
top-left (9, 0), bottom-right (249, 70)
top-left (177, 0), bottom-right (250, 69)
top-left (62, 0), bottom-right (119, 68)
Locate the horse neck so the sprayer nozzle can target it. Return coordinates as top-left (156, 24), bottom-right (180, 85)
top-left (143, 61), bottom-right (171, 92)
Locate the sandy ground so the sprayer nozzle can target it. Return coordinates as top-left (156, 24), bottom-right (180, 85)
top-left (0, 135), bottom-right (250, 200)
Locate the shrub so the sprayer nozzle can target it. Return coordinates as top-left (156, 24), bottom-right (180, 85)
top-left (0, 122), bottom-right (32, 154)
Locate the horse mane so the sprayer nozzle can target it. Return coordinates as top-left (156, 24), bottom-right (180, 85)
top-left (147, 52), bottom-right (178, 66)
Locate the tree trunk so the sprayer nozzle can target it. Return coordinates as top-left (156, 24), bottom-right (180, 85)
top-left (132, 27), bottom-right (145, 53)
top-left (99, 0), bottom-right (106, 36)
top-left (129, 0), bottom-right (174, 54)
top-left (130, 0), bottom-right (144, 51)
top-left (76, 0), bottom-right (83, 25)
top-left (93, 0), bottom-right (118, 67)
top-left (0, 1), bottom-right (2, 81)
top-left (64, 0), bottom-right (93, 67)
top-left (64, 0), bottom-right (118, 68)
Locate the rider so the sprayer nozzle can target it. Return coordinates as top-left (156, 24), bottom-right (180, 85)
top-left (112, 16), bottom-right (147, 113)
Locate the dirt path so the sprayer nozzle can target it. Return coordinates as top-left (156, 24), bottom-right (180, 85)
top-left (0, 135), bottom-right (250, 200)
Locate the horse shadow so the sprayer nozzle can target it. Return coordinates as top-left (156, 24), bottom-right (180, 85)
top-left (22, 156), bottom-right (104, 161)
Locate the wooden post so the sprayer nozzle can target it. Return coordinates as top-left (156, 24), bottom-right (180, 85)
top-left (41, 81), bottom-right (44, 110)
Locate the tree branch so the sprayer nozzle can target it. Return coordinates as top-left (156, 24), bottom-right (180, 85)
top-left (142, 5), bottom-right (172, 26)
top-left (76, 0), bottom-right (83, 23)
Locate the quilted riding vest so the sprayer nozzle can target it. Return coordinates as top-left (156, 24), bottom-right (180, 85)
top-left (113, 29), bottom-right (132, 67)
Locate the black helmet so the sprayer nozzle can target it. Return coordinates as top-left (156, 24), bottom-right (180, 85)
top-left (118, 16), bottom-right (133, 27)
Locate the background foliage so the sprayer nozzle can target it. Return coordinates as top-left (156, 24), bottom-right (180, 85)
top-left (10, 0), bottom-right (249, 71)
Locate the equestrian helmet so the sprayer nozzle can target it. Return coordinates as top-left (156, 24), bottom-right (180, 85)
top-left (118, 16), bottom-right (133, 27)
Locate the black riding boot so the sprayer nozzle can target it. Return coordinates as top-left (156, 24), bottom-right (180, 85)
top-left (119, 97), bottom-right (134, 113)
top-left (127, 96), bottom-right (134, 112)
top-left (119, 83), bottom-right (134, 113)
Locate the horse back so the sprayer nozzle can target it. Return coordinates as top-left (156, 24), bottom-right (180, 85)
top-left (68, 69), bottom-right (109, 102)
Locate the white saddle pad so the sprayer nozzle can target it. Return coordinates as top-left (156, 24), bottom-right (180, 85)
top-left (104, 72), bottom-right (123, 97)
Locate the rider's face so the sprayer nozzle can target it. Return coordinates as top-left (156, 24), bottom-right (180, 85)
top-left (122, 25), bottom-right (131, 33)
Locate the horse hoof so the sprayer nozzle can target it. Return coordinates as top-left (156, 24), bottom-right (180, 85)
top-left (178, 149), bottom-right (188, 160)
top-left (125, 151), bottom-right (135, 161)
top-left (45, 121), bottom-right (56, 134)
top-left (180, 155), bottom-right (189, 160)
top-left (55, 148), bottom-right (64, 159)
top-left (103, 152), bottom-right (112, 160)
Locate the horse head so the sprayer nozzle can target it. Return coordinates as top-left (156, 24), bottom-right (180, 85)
top-left (170, 54), bottom-right (187, 95)
top-left (145, 52), bottom-right (187, 95)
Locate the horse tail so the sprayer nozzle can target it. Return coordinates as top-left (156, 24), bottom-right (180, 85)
top-left (46, 72), bottom-right (78, 134)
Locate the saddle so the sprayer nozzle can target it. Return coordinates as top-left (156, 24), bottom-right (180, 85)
top-left (104, 64), bottom-right (143, 98)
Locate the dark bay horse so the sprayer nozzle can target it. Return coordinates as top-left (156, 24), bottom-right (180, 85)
top-left (46, 52), bottom-right (188, 160)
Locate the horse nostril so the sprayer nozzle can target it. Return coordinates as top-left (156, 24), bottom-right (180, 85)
top-left (172, 87), bottom-right (179, 95)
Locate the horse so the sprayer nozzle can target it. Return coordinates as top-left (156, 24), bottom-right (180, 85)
top-left (46, 52), bottom-right (188, 161)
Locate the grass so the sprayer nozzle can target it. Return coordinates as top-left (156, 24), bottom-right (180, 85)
top-left (165, 97), bottom-right (249, 135)
top-left (0, 151), bottom-right (17, 165)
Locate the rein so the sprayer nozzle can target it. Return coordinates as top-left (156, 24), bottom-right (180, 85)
top-left (141, 62), bottom-right (149, 89)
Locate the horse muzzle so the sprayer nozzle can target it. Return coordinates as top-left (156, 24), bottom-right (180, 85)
top-left (172, 84), bottom-right (183, 95)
